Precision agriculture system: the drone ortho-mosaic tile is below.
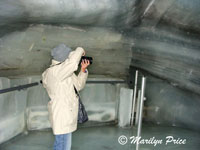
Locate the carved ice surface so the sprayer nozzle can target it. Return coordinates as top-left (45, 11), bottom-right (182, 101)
top-left (0, 0), bottom-right (200, 148)
top-left (0, 75), bottom-right (127, 143)
top-left (0, 78), bottom-right (27, 144)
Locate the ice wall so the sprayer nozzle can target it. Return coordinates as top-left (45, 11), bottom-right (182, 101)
top-left (0, 75), bottom-right (127, 144)
top-left (144, 75), bottom-right (200, 131)
top-left (128, 0), bottom-right (200, 94)
top-left (80, 77), bottom-right (124, 123)
top-left (25, 75), bottom-right (126, 130)
top-left (127, 0), bottom-right (200, 131)
top-left (0, 25), bottom-right (133, 78)
top-left (130, 27), bottom-right (200, 95)
top-left (0, 0), bottom-right (199, 94)
top-left (0, 0), bottom-right (136, 28)
top-left (0, 77), bottom-right (27, 144)
top-left (0, 0), bottom-right (199, 140)
top-left (118, 87), bottom-right (133, 127)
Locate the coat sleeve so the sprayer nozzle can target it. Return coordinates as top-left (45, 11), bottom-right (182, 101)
top-left (73, 69), bottom-right (88, 91)
top-left (53, 47), bottom-right (84, 81)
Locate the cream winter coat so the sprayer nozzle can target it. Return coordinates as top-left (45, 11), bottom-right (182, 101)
top-left (42, 47), bottom-right (88, 135)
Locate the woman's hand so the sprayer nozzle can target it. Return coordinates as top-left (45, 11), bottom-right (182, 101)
top-left (81, 59), bottom-right (90, 72)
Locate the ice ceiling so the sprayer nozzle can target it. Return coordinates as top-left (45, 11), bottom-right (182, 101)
top-left (0, 0), bottom-right (199, 94)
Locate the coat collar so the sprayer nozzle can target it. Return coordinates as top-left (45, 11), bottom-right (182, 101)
top-left (50, 59), bottom-right (61, 67)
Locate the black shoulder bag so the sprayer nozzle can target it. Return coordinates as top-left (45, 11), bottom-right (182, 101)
top-left (74, 86), bottom-right (89, 123)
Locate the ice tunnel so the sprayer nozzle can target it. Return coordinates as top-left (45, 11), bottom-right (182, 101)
top-left (0, 0), bottom-right (200, 150)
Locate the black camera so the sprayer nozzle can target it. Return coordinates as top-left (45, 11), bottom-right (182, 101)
top-left (80, 56), bottom-right (93, 64)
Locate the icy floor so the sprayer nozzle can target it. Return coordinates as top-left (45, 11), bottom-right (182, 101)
top-left (0, 124), bottom-right (199, 150)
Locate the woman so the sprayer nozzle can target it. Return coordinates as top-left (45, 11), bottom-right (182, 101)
top-left (42, 44), bottom-right (90, 150)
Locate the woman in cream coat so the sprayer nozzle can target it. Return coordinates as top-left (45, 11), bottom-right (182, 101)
top-left (42, 44), bottom-right (90, 150)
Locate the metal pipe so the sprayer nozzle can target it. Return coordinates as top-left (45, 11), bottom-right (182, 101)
top-left (41, 80), bottom-right (127, 84)
top-left (130, 70), bottom-right (138, 126)
top-left (0, 82), bottom-right (39, 94)
top-left (0, 79), bottom-right (127, 95)
top-left (135, 90), bottom-right (141, 126)
top-left (86, 80), bottom-right (127, 84)
top-left (136, 77), bottom-right (146, 150)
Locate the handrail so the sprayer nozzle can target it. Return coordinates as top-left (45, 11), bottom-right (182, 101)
top-left (0, 80), bottom-right (127, 94)
top-left (86, 80), bottom-right (127, 84)
top-left (136, 76), bottom-right (146, 150)
top-left (129, 69), bottom-right (147, 150)
top-left (0, 82), bottom-right (39, 94)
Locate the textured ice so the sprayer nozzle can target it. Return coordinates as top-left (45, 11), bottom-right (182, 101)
top-left (0, 112), bottom-right (25, 144)
top-left (0, 0), bottom-right (136, 27)
top-left (0, 77), bottom-right (27, 144)
top-left (0, 0), bottom-right (200, 146)
top-left (130, 27), bottom-right (200, 95)
top-left (0, 25), bottom-right (133, 78)
top-left (86, 103), bottom-right (115, 122)
top-left (118, 87), bottom-right (133, 127)
top-left (144, 76), bottom-right (200, 131)
top-left (26, 106), bottom-right (50, 130)
top-left (0, 75), bottom-right (127, 143)
top-left (0, 0), bottom-right (200, 93)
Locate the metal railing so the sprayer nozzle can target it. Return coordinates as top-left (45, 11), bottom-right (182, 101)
top-left (0, 80), bottom-right (127, 94)
top-left (0, 82), bottom-right (40, 94)
top-left (130, 70), bottom-right (147, 150)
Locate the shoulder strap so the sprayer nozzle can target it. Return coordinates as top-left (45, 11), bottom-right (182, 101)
top-left (73, 85), bottom-right (79, 96)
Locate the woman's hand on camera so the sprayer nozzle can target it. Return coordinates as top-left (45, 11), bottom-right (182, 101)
top-left (81, 59), bottom-right (90, 72)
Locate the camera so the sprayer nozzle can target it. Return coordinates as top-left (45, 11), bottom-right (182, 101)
top-left (80, 56), bottom-right (93, 64)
